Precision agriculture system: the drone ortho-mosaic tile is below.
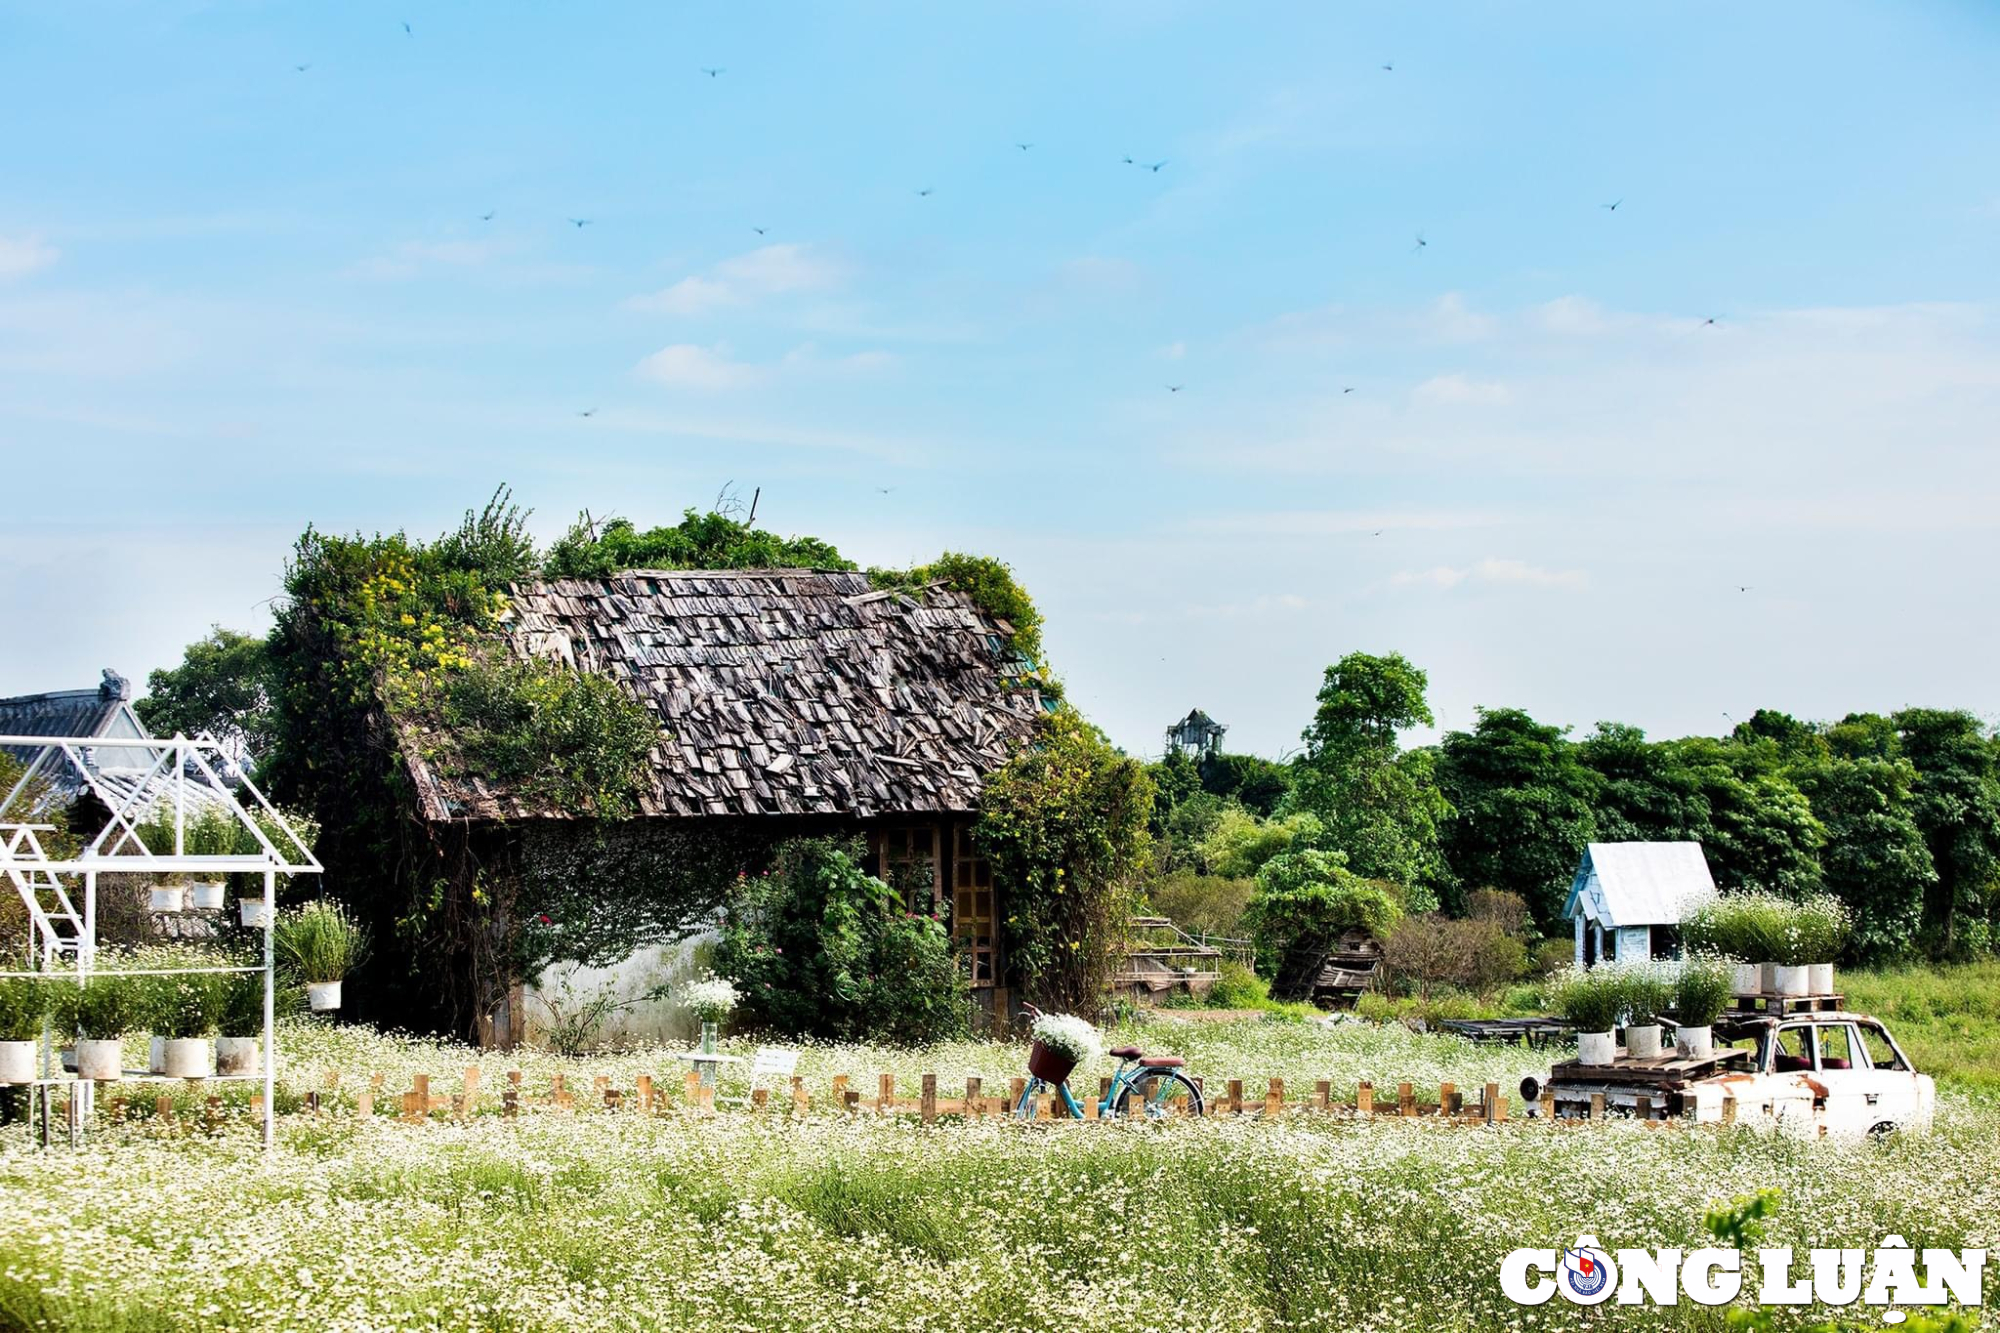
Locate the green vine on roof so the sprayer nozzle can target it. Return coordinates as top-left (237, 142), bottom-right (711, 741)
top-left (543, 509), bottom-right (856, 579)
top-left (868, 551), bottom-right (1045, 662)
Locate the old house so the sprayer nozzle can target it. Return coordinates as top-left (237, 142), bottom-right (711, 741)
top-left (396, 568), bottom-right (1050, 1038)
top-left (0, 670), bottom-right (160, 809)
top-left (1564, 840), bottom-right (1718, 967)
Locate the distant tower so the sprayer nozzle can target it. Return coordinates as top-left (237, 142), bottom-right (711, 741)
top-left (1165, 708), bottom-right (1226, 759)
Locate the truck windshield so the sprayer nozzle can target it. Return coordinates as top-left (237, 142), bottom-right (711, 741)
top-left (1855, 1023), bottom-right (1908, 1071)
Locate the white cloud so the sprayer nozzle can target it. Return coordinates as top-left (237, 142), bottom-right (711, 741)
top-left (1414, 373), bottom-right (1511, 405)
top-left (634, 343), bottom-right (764, 389)
top-left (1391, 558), bottom-right (1587, 590)
top-left (0, 234), bottom-right (58, 280)
top-left (629, 243), bottom-right (843, 313)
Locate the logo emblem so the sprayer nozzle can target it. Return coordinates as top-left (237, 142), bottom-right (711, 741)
top-left (1558, 1240), bottom-right (1617, 1304)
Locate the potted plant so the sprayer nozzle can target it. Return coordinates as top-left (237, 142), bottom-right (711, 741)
top-left (57, 976), bottom-right (139, 1081)
top-left (1027, 1011), bottom-right (1103, 1084)
top-left (189, 882), bottom-right (227, 911)
top-left (1671, 954), bottom-right (1734, 1058)
top-left (1681, 898), bottom-right (1756, 996)
top-left (1767, 899), bottom-right (1815, 998)
top-left (155, 973), bottom-right (224, 1077)
top-left (149, 881), bottom-right (187, 913)
top-left (239, 895), bottom-right (273, 929)
top-left (0, 976), bottom-right (48, 1084)
top-left (1619, 961), bottom-right (1674, 1060)
top-left (274, 901), bottom-right (367, 1011)
top-left (1797, 895), bottom-right (1850, 995)
top-left (215, 970), bottom-right (264, 1076)
top-left (681, 976), bottom-right (740, 1055)
top-left (1545, 967), bottom-right (1623, 1066)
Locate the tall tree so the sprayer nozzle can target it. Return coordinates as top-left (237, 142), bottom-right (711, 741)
top-left (1285, 652), bottom-right (1451, 910)
top-left (1436, 708), bottom-right (1598, 928)
top-left (1787, 756), bottom-right (1935, 963)
top-left (135, 626), bottom-right (277, 761)
top-left (1891, 708), bottom-right (2000, 953)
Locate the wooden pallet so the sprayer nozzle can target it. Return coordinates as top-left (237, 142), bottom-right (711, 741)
top-left (1730, 992), bottom-right (1843, 1015)
top-left (1550, 1047), bottom-right (1750, 1086)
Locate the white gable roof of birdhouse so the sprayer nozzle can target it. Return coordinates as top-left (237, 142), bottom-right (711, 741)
top-left (1564, 841), bottom-right (1717, 929)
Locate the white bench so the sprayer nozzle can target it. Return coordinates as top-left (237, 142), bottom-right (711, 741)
top-left (721, 1046), bottom-right (798, 1105)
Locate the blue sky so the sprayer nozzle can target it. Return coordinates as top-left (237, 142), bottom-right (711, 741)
top-left (4, 2), bottom-right (1999, 758)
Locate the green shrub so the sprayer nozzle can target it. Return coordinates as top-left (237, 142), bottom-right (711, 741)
top-left (1672, 954), bottom-right (1735, 1028)
top-left (1146, 871), bottom-right (1253, 939)
top-left (153, 973), bottom-right (227, 1039)
top-left (1543, 966), bottom-right (1624, 1033)
top-left (274, 901), bottom-right (368, 984)
top-left (1617, 960), bottom-right (1676, 1026)
top-left (1245, 849), bottom-right (1402, 1000)
top-left (1198, 808), bottom-right (1322, 879)
top-left (0, 977), bottom-right (50, 1041)
top-left (1378, 915), bottom-right (1525, 1000)
top-left (219, 970), bottom-right (266, 1038)
top-left (1530, 937), bottom-right (1573, 977)
top-left (51, 976), bottom-right (145, 1038)
top-left (714, 838), bottom-right (970, 1044)
top-left (1205, 961), bottom-right (1270, 1010)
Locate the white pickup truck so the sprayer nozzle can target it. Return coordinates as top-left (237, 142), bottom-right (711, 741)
top-left (1522, 1009), bottom-right (1935, 1139)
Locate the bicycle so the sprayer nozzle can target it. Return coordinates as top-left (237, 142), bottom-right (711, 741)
top-left (1013, 1003), bottom-right (1206, 1120)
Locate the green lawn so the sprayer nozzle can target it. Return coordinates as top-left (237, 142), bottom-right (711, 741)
top-left (0, 1012), bottom-right (1994, 1330)
top-left (1840, 961), bottom-right (2000, 1096)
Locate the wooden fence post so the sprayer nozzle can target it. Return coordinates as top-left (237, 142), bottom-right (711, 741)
top-left (203, 1095), bottom-right (221, 1135)
top-left (792, 1075), bottom-right (808, 1117)
top-left (1589, 1092), bottom-right (1605, 1122)
top-left (1398, 1082), bottom-right (1414, 1117)
top-left (1635, 1094), bottom-right (1652, 1123)
top-left (1485, 1082), bottom-right (1503, 1123)
top-left (1008, 1076), bottom-right (1024, 1113)
top-left (1226, 1079), bottom-right (1243, 1115)
top-left (1314, 1079), bottom-right (1331, 1112)
top-left (684, 1071), bottom-right (701, 1104)
top-left (637, 1074), bottom-right (654, 1115)
top-left (920, 1074), bottom-right (937, 1124)
top-left (1265, 1079), bottom-right (1283, 1116)
top-left (1441, 1082), bottom-right (1458, 1116)
top-left (1357, 1081), bottom-right (1373, 1116)
top-left (964, 1076), bottom-right (981, 1119)
top-left (877, 1073), bottom-right (894, 1115)
top-left (462, 1067), bottom-right (480, 1118)
top-left (154, 1094), bottom-right (174, 1126)
top-left (751, 1088), bottom-right (768, 1111)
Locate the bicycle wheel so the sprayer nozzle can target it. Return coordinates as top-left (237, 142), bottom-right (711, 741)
top-left (1014, 1077), bottom-right (1048, 1119)
top-left (1114, 1069), bottom-right (1203, 1120)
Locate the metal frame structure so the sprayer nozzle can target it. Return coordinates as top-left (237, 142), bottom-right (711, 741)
top-left (0, 733), bottom-right (322, 1149)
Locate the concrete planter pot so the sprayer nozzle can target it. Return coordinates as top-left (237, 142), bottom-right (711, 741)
top-left (164, 1037), bottom-right (212, 1079)
top-left (1809, 962), bottom-right (1834, 995)
top-left (215, 1036), bottom-right (259, 1076)
top-left (148, 1034), bottom-right (167, 1074)
top-left (149, 886), bottom-right (187, 913)
top-left (76, 1038), bottom-right (123, 1081)
top-left (307, 980), bottom-right (343, 1012)
top-left (189, 882), bottom-right (227, 911)
top-left (1760, 962), bottom-right (1780, 994)
top-left (1774, 965), bottom-right (1812, 997)
top-left (1675, 1025), bottom-right (1715, 1059)
top-left (1624, 1024), bottom-right (1664, 1060)
top-left (0, 1039), bottom-right (36, 1084)
top-left (239, 899), bottom-right (272, 928)
top-left (1733, 962), bottom-right (1762, 996)
top-left (1576, 1031), bottom-right (1617, 1066)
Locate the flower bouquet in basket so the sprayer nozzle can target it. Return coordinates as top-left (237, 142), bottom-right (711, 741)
top-left (1027, 1012), bottom-right (1102, 1085)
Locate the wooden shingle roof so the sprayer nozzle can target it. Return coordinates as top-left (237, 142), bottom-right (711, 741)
top-left (402, 568), bottom-right (1047, 823)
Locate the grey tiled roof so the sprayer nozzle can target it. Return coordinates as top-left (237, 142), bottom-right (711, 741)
top-left (400, 569), bottom-right (1047, 822)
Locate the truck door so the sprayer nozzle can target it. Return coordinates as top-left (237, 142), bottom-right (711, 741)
top-left (1766, 1024), bottom-right (1818, 1133)
top-left (1810, 1023), bottom-right (1878, 1136)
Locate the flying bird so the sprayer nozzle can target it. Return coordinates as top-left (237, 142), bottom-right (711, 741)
top-left (1015, 142), bottom-right (1033, 151)
top-left (1342, 386), bottom-right (1356, 394)
top-left (1371, 530), bottom-right (1384, 537)
top-left (1381, 62), bottom-right (1394, 72)
top-left (701, 67), bottom-right (725, 78)
top-left (402, 21), bottom-right (411, 35)
top-left (1121, 156), bottom-right (1135, 165)
top-left (579, 409), bottom-right (597, 418)
top-left (1166, 385), bottom-right (1183, 393)
top-left (916, 187), bottom-right (934, 197)
top-left (751, 226), bottom-right (767, 235)
top-left (1412, 232), bottom-right (1428, 252)
top-left (1737, 585), bottom-right (1752, 592)
top-left (1702, 316), bottom-right (1719, 327)
top-left (479, 209), bottom-right (496, 222)
top-left (1142, 160), bottom-right (1167, 172)
top-left (568, 218), bottom-right (592, 227)
top-left (1601, 199), bottom-right (1622, 211)
top-left (876, 487), bottom-right (896, 494)
top-left (293, 63), bottom-right (310, 72)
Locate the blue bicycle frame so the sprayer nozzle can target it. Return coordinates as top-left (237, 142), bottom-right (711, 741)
top-left (1012, 1055), bottom-right (1190, 1119)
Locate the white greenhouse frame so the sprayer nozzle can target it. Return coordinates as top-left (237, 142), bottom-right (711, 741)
top-left (0, 733), bottom-right (322, 1149)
